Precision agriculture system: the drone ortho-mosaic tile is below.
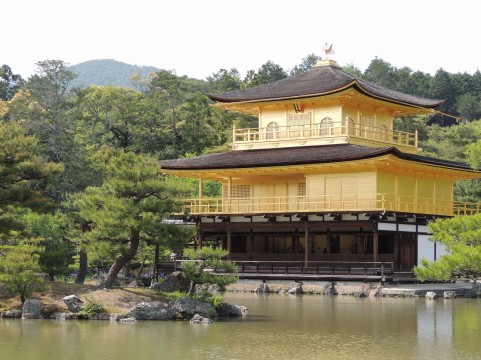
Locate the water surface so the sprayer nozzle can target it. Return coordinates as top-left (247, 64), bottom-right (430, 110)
top-left (1, 293), bottom-right (480, 360)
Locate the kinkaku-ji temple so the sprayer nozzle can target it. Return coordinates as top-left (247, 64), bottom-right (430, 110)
top-left (160, 55), bottom-right (481, 279)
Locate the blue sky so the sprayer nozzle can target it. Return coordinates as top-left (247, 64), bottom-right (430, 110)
top-left (4, 0), bottom-right (480, 80)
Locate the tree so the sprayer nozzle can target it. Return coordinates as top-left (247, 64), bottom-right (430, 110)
top-left (414, 214), bottom-right (481, 280)
top-left (289, 53), bottom-right (322, 75)
top-left (9, 60), bottom-right (78, 202)
top-left (74, 151), bottom-right (187, 288)
top-left (20, 210), bottom-right (74, 281)
top-left (0, 122), bottom-right (63, 234)
top-left (242, 61), bottom-right (287, 88)
top-left (181, 247), bottom-right (237, 295)
top-left (0, 64), bottom-right (24, 101)
top-left (0, 240), bottom-right (43, 304)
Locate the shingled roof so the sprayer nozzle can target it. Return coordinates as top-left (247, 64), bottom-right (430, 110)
top-left (160, 144), bottom-right (472, 171)
top-left (207, 64), bottom-right (443, 108)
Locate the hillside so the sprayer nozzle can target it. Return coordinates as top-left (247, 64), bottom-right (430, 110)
top-left (69, 59), bottom-right (161, 89)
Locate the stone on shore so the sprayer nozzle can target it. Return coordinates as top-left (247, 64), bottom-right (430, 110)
top-left (150, 271), bottom-right (190, 293)
top-left (465, 289), bottom-right (477, 298)
top-left (1, 310), bottom-right (23, 318)
top-left (22, 299), bottom-right (42, 319)
top-left (287, 282), bottom-right (303, 295)
top-left (254, 283), bottom-right (269, 293)
top-left (443, 291), bottom-right (456, 299)
top-left (369, 285), bottom-right (383, 297)
top-left (168, 297), bottom-right (217, 320)
top-left (425, 292), bottom-right (437, 300)
top-left (189, 314), bottom-right (213, 324)
top-left (323, 282), bottom-right (338, 296)
top-left (62, 295), bottom-right (84, 313)
top-left (125, 302), bottom-right (173, 320)
top-left (216, 303), bottom-right (248, 317)
top-left (355, 283), bottom-right (372, 298)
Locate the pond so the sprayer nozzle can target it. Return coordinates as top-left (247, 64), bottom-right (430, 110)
top-left (1, 293), bottom-right (480, 360)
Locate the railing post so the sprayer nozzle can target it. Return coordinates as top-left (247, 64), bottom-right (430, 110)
top-left (415, 129), bottom-right (418, 148)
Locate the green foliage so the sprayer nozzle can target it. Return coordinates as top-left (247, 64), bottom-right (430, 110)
top-left (73, 151), bottom-right (190, 287)
top-left (0, 64), bottom-right (24, 101)
top-left (194, 291), bottom-right (224, 309)
top-left (77, 296), bottom-right (107, 318)
top-left (182, 247), bottom-right (237, 295)
top-left (414, 214), bottom-right (481, 280)
top-left (0, 241), bottom-right (43, 303)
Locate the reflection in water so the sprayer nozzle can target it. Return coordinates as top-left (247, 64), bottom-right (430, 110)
top-left (1, 294), bottom-right (480, 360)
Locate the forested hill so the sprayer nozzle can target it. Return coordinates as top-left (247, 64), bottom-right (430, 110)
top-left (69, 59), bottom-right (160, 89)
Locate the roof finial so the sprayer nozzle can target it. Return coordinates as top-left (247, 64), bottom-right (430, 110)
top-left (323, 43), bottom-right (335, 60)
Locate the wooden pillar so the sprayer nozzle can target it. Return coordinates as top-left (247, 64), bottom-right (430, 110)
top-left (373, 231), bottom-right (379, 263)
top-left (357, 235), bottom-right (364, 255)
top-left (294, 229), bottom-right (299, 254)
top-left (198, 175), bottom-right (203, 209)
top-left (304, 222), bottom-right (309, 266)
top-left (227, 227), bottom-right (232, 253)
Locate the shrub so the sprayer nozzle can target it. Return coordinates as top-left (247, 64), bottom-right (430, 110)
top-left (77, 296), bottom-right (106, 318)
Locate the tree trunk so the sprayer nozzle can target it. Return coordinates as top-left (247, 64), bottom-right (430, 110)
top-left (75, 250), bottom-right (88, 284)
top-left (103, 229), bottom-right (140, 288)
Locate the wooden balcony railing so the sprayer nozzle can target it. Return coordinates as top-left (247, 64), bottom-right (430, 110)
top-left (232, 123), bottom-right (418, 148)
top-left (179, 194), bottom-right (481, 217)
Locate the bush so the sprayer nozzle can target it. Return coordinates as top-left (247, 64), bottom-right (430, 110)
top-left (77, 296), bottom-right (106, 318)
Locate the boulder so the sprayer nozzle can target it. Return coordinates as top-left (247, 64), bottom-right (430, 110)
top-left (207, 284), bottom-right (222, 293)
top-left (168, 297), bottom-right (217, 320)
top-left (216, 303), bottom-right (248, 317)
top-left (472, 280), bottom-right (481, 293)
top-left (443, 291), bottom-right (456, 299)
top-left (369, 285), bottom-right (383, 297)
top-left (355, 283), bottom-right (372, 298)
top-left (323, 282), bottom-right (338, 296)
top-left (189, 314), bottom-right (213, 325)
top-left (254, 283), bottom-right (269, 293)
top-left (425, 292), bottom-right (438, 300)
top-left (1, 310), bottom-right (23, 318)
top-left (287, 282), bottom-right (303, 295)
top-left (125, 302), bottom-right (173, 320)
top-left (22, 299), bottom-right (42, 319)
top-left (150, 271), bottom-right (190, 293)
top-left (62, 295), bottom-right (84, 313)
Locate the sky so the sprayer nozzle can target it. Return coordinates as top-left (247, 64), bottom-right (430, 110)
top-left (4, 0), bottom-right (481, 80)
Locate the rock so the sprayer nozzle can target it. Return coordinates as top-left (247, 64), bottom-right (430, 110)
top-left (126, 302), bottom-right (173, 320)
top-left (217, 303), bottom-right (248, 317)
top-left (443, 291), bottom-right (456, 299)
top-left (287, 282), bottom-right (303, 295)
top-left (278, 289), bottom-right (285, 294)
top-left (125, 280), bottom-right (142, 288)
top-left (168, 297), bottom-right (217, 320)
top-left (355, 283), bottom-right (372, 298)
top-left (62, 295), bottom-right (84, 313)
top-left (369, 285), bottom-right (383, 297)
top-left (150, 271), bottom-right (190, 293)
top-left (465, 289), bottom-right (477, 298)
top-left (22, 299), bottom-right (42, 319)
top-left (88, 313), bottom-right (111, 320)
top-left (189, 314), bottom-right (213, 324)
top-left (119, 317), bottom-right (137, 323)
top-left (207, 284), bottom-right (222, 293)
top-left (1, 310), bottom-right (23, 318)
top-left (323, 282), bottom-right (338, 296)
top-left (254, 283), bottom-right (269, 293)
top-left (425, 292), bottom-right (438, 300)
top-left (472, 280), bottom-right (481, 292)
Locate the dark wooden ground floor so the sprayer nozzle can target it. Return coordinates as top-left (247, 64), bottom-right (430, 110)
top-left (196, 218), bottom-right (420, 270)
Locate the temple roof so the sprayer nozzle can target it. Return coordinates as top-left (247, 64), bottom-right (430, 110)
top-left (160, 144), bottom-right (473, 171)
top-left (207, 64), bottom-right (443, 108)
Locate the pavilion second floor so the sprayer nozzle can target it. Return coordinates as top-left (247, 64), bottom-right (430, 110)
top-left (179, 193), bottom-right (481, 218)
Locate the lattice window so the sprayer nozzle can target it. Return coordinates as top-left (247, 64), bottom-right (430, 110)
top-left (298, 182), bottom-right (306, 196)
top-left (231, 184), bottom-right (251, 199)
top-left (266, 122), bottom-right (279, 140)
top-left (288, 113), bottom-right (311, 129)
top-left (320, 117), bottom-right (333, 135)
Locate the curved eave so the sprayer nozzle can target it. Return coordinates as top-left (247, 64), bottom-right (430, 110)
top-left (210, 81), bottom-right (442, 116)
top-left (160, 146), bottom-right (481, 180)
